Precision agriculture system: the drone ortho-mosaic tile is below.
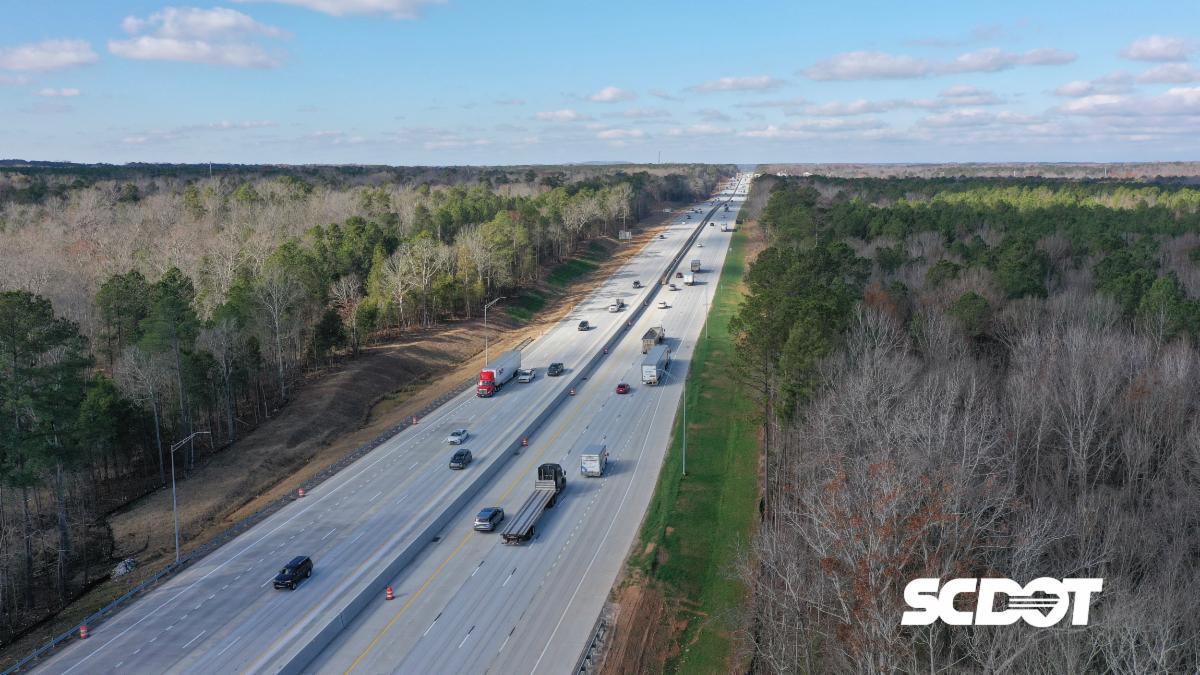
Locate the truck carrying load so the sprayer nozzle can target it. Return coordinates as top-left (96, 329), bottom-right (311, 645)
top-left (690, 259), bottom-right (702, 272)
top-left (642, 345), bottom-right (671, 385)
top-left (580, 445), bottom-right (608, 477)
top-left (641, 326), bottom-right (666, 353)
top-left (501, 463), bottom-right (566, 544)
top-left (477, 350), bottom-right (521, 397)
top-left (684, 272), bottom-right (695, 286)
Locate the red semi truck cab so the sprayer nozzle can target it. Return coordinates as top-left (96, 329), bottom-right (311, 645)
top-left (475, 350), bottom-right (521, 397)
top-left (477, 370), bottom-right (499, 397)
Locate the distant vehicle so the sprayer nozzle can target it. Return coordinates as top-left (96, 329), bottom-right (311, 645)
top-left (615, 382), bottom-right (631, 394)
top-left (675, 271), bottom-right (683, 278)
top-left (477, 350), bottom-right (521, 397)
top-left (449, 449), bottom-right (473, 470)
top-left (690, 259), bottom-right (702, 272)
top-left (446, 428), bottom-right (469, 444)
top-left (724, 204), bottom-right (730, 212)
top-left (659, 234), bottom-right (666, 239)
top-left (501, 463), bottom-right (566, 544)
top-left (547, 362), bottom-right (564, 376)
top-left (642, 345), bottom-right (671, 385)
top-left (698, 243), bottom-right (704, 248)
top-left (658, 300), bottom-right (669, 309)
top-left (578, 320), bottom-right (590, 331)
top-left (633, 280), bottom-right (642, 289)
top-left (642, 325), bottom-right (666, 353)
top-left (669, 283), bottom-right (679, 291)
top-left (517, 368), bottom-right (535, 383)
top-left (684, 273), bottom-right (695, 286)
top-left (581, 444), bottom-right (609, 477)
top-left (607, 298), bottom-right (625, 312)
top-left (709, 222), bottom-right (715, 227)
top-left (474, 507), bottom-right (505, 531)
top-left (273, 556), bottom-right (313, 590)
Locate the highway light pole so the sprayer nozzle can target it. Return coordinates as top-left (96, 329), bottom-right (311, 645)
top-left (482, 296), bottom-right (505, 366)
top-left (170, 431), bottom-right (210, 564)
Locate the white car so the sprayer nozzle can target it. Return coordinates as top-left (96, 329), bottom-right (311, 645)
top-left (517, 368), bottom-right (535, 383)
top-left (658, 300), bottom-right (669, 309)
top-left (446, 429), bottom-right (469, 444)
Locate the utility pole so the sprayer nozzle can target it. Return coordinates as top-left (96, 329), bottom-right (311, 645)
top-left (482, 296), bottom-right (505, 366)
top-left (170, 431), bottom-right (211, 564)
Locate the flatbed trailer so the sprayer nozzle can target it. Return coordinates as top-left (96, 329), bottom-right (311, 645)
top-left (500, 463), bottom-right (566, 544)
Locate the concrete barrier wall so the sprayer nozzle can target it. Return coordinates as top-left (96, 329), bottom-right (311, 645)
top-left (270, 208), bottom-right (722, 674)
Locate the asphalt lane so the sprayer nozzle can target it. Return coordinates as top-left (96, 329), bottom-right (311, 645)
top-left (33, 175), bottom-right (748, 675)
top-left (305, 175), bottom-right (751, 674)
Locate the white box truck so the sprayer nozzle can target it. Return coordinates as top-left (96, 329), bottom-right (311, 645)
top-left (641, 345), bottom-right (671, 385)
top-left (690, 259), bottom-right (701, 272)
top-left (580, 444), bottom-right (608, 477)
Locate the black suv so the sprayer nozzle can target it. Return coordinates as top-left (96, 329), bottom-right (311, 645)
top-left (273, 556), bottom-right (313, 590)
top-left (577, 320), bottom-right (590, 331)
top-left (449, 449), bottom-right (473, 470)
top-left (547, 362), bottom-right (564, 377)
top-left (474, 507), bottom-right (505, 531)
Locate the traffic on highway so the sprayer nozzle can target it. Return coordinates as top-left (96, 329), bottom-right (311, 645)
top-left (34, 173), bottom-right (751, 675)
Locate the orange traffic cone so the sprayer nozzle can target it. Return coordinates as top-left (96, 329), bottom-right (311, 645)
top-left (412, 416), bottom-right (419, 425)
top-left (298, 488), bottom-right (306, 498)
top-left (569, 388), bottom-right (576, 396)
top-left (79, 624), bottom-right (88, 639)
top-left (386, 586), bottom-right (395, 601)
top-left (522, 437), bottom-right (529, 447)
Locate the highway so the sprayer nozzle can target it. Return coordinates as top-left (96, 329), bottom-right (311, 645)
top-left (306, 175), bottom-right (750, 674)
top-left (33, 172), bottom-right (751, 674)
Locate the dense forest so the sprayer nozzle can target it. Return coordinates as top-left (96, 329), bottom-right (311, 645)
top-left (0, 162), bottom-right (729, 644)
top-left (732, 176), bottom-right (1200, 672)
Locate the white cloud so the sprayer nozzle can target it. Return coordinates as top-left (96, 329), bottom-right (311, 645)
top-left (688, 75), bottom-right (786, 92)
top-left (535, 109), bottom-right (589, 122)
top-left (122, 119), bottom-right (279, 145)
top-left (110, 7), bottom-right (284, 68)
top-left (804, 47), bottom-right (1075, 80)
top-left (1057, 87), bottom-right (1200, 116)
top-left (938, 84), bottom-right (1002, 105)
top-left (648, 88), bottom-right (681, 101)
top-left (733, 97), bottom-right (808, 108)
top-left (122, 7), bottom-right (283, 40)
top-left (588, 85), bottom-right (635, 103)
top-left (620, 107), bottom-right (671, 119)
top-left (0, 39), bottom-right (98, 71)
top-left (738, 118), bottom-right (887, 139)
top-left (1052, 72), bottom-right (1133, 97)
top-left (235, 0), bottom-right (445, 19)
top-left (597, 128), bottom-right (645, 139)
top-left (919, 108), bottom-right (1038, 127)
top-left (802, 87), bottom-right (1001, 117)
top-left (665, 123), bottom-right (729, 136)
top-left (804, 51), bottom-right (929, 80)
top-left (35, 87), bottom-right (80, 97)
top-left (1138, 63), bottom-right (1200, 84)
top-left (1121, 35), bottom-right (1196, 62)
top-left (495, 98), bottom-right (525, 106)
top-left (0, 74), bottom-right (31, 85)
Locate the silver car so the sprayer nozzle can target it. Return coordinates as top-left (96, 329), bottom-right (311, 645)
top-left (445, 429), bottom-right (469, 444)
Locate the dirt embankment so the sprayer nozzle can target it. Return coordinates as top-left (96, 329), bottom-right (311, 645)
top-left (0, 218), bottom-right (672, 667)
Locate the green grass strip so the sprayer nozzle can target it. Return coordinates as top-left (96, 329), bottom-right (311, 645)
top-left (634, 226), bottom-right (760, 673)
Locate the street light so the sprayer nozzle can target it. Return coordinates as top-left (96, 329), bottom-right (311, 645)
top-left (482, 296), bottom-right (505, 366)
top-left (170, 431), bottom-right (210, 564)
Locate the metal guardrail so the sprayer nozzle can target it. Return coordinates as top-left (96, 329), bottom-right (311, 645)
top-left (3, 337), bottom-right (534, 674)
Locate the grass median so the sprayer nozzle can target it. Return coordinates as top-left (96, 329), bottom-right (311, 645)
top-left (632, 224), bottom-right (760, 673)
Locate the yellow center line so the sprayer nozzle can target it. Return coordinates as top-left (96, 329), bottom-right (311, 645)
top-left (344, 383), bottom-right (602, 673)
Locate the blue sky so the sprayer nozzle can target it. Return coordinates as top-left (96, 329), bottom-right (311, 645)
top-left (2, 0), bottom-right (1199, 164)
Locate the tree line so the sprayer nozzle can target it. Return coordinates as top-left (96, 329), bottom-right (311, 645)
top-left (0, 163), bottom-right (728, 643)
top-left (732, 177), bottom-right (1200, 673)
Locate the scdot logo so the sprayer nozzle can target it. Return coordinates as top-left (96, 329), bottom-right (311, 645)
top-left (901, 577), bottom-right (1103, 627)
